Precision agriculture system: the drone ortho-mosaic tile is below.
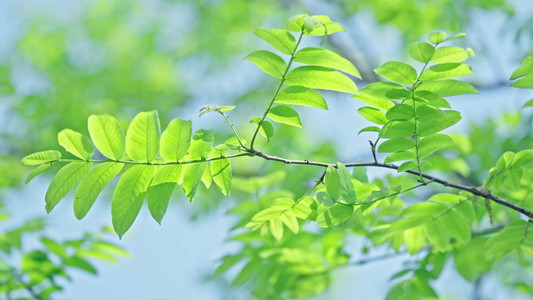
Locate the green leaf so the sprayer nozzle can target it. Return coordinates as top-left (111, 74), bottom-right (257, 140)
top-left (74, 162), bottom-right (124, 220)
top-left (160, 118), bottom-right (192, 162)
top-left (510, 55), bottom-right (533, 80)
top-left (358, 107), bottom-right (388, 125)
top-left (284, 66), bottom-right (357, 94)
top-left (380, 121), bottom-right (415, 139)
top-left (417, 110), bottom-right (461, 137)
top-left (337, 162), bottom-right (356, 204)
top-left (275, 86), bottom-right (328, 110)
top-left (279, 211), bottom-right (299, 234)
top-left (267, 105), bottom-right (302, 127)
top-left (232, 258), bottom-right (260, 287)
top-left (378, 138), bottom-right (415, 153)
top-left (21, 150), bottom-right (61, 166)
top-left (199, 105), bottom-right (235, 117)
top-left (64, 256), bottom-right (97, 274)
top-left (316, 204), bottom-right (354, 228)
top-left (112, 165), bottom-right (156, 238)
top-left (183, 162), bottom-right (208, 202)
top-left (512, 75), bottom-right (533, 89)
top-left (325, 166), bottom-right (340, 200)
top-left (440, 209), bottom-right (471, 245)
top-left (417, 80), bottom-right (478, 97)
top-left (358, 82), bottom-right (410, 100)
top-left (384, 151), bottom-right (416, 163)
top-left (292, 197), bottom-right (314, 219)
top-left (374, 62), bottom-right (417, 85)
top-left (126, 111), bottom-right (161, 163)
top-left (486, 219), bottom-right (533, 260)
top-left (424, 219), bottom-right (450, 251)
top-left (88, 114), bottom-right (126, 160)
top-left (419, 63), bottom-right (473, 81)
top-left (428, 32), bottom-right (446, 45)
top-left (404, 227), bottom-right (425, 255)
top-left (431, 47), bottom-right (469, 64)
top-left (24, 163), bottom-right (52, 184)
top-left (524, 98), bottom-right (533, 107)
top-left (305, 15), bottom-right (345, 36)
top-left (201, 164), bottom-right (212, 188)
top-left (211, 158), bottom-right (232, 197)
top-left (45, 162), bottom-right (93, 213)
top-left (147, 165), bottom-right (181, 224)
top-left (418, 134), bottom-right (454, 158)
top-left (41, 237), bottom-right (67, 258)
top-left (250, 117), bottom-right (275, 142)
top-left (398, 161), bottom-right (418, 172)
top-left (386, 104), bottom-right (414, 121)
top-left (293, 47), bottom-right (361, 78)
top-left (57, 129), bottom-right (94, 160)
top-left (441, 32), bottom-right (467, 43)
top-left (189, 129), bottom-right (214, 160)
top-left (254, 28), bottom-right (296, 55)
top-left (512, 149), bottom-right (533, 168)
top-left (409, 42), bottom-right (435, 63)
top-left (358, 126), bottom-right (381, 134)
top-left (245, 50), bottom-right (287, 78)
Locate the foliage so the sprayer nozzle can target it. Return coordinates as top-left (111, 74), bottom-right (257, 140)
top-left (2, 0), bottom-right (532, 298)
top-left (0, 203), bottom-right (127, 299)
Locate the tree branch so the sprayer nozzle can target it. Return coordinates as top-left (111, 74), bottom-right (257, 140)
top-left (248, 150), bottom-right (533, 219)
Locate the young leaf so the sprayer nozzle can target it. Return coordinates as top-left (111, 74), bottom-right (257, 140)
top-left (358, 126), bottom-right (381, 134)
top-left (419, 63), bottom-right (473, 81)
top-left (211, 158), bottom-right (232, 197)
top-left (199, 105), bottom-right (235, 117)
top-left (112, 165), bottom-right (156, 238)
top-left (284, 66), bottom-right (357, 94)
top-left (74, 162), bottom-right (124, 220)
top-left (183, 162), bottom-right (208, 202)
top-left (250, 117), bottom-right (275, 141)
top-left (126, 111), bottom-right (161, 163)
top-left (358, 107), bottom-right (388, 125)
top-left (431, 47), bottom-right (470, 64)
top-left (57, 129), bottom-right (94, 160)
top-left (409, 42), bottom-right (435, 63)
top-left (417, 110), bottom-right (461, 137)
top-left (325, 166), bottom-right (340, 200)
top-left (441, 32), bottom-right (467, 43)
top-left (305, 15), bottom-right (345, 36)
top-left (201, 165), bottom-right (212, 188)
top-left (275, 86), bottom-right (328, 110)
top-left (21, 150), bottom-right (61, 166)
top-left (337, 162), bottom-right (356, 204)
top-left (267, 105), bottom-right (302, 127)
top-left (189, 129), bottom-right (214, 160)
top-left (417, 80), bottom-right (478, 97)
top-left (88, 114), bottom-right (126, 160)
top-left (147, 165), bottom-right (182, 224)
top-left (45, 162), bottom-right (93, 213)
top-left (293, 47), bottom-right (361, 78)
top-left (160, 118), bottom-right (192, 162)
top-left (428, 32), bottom-right (446, 45)
top-left (245, 50), bottom-right (287, 78)
top-left (404, 227), bottom-right (425, 255)
top-left (254, 28), bottom-right (297, 55)
top-left (512, 75), bottom-right (533, 89)
top-left (25, 163), bottom-right (52, 184)
top-left (374, 62), bottom-right (417, 85)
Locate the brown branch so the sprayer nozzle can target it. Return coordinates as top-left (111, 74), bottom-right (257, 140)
top-left (247, 150), bottom-right (533, 219)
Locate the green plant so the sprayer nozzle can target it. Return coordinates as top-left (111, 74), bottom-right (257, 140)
top-left (18, 14), bottom-right (533, 299)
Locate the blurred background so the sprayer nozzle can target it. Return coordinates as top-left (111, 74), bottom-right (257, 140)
top-left (1, 0), bottom-right (532, 299)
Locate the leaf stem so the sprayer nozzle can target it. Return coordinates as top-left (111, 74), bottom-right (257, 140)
top-left (220, 112), bottom-right (247, 150)
top-left (249, 30), bottom-right (305, 150)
